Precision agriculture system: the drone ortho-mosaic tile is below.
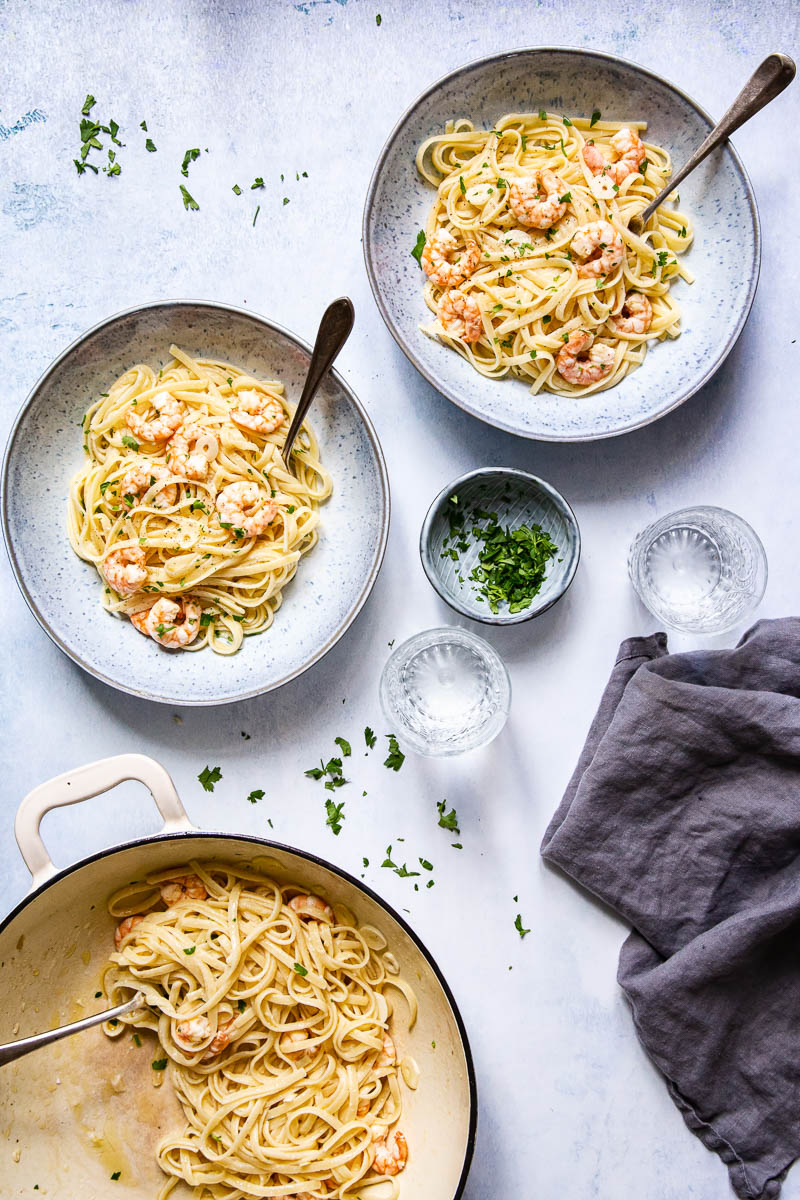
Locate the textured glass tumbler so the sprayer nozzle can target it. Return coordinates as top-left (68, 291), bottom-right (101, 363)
top-left (379, 627), bottom-right (511, 756)
top-left (628, 506), bottom-right (767, 634)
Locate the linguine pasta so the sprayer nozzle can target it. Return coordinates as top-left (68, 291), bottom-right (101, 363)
top-left (68, 346), bottom-right (331, 654)
top-left (103, 861), bottom-right (416, 1200)
top-left (415, 111), bottom-right (694, 396)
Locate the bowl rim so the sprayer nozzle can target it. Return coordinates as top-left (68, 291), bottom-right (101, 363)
top-left (0, 827), bottom-right (478, 1198)
top-left (419, 466), bottom-right (581, 624)
top-left (362, 45), bottom-right (762, 442)
top-left (1, 298), bottom-right (391, 706)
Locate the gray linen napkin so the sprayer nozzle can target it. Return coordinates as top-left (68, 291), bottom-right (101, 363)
top-left (541, 617), bottom-right (800, 1200)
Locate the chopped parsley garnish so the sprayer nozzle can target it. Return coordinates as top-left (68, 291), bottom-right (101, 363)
top-left (562, 115), bottom-right (572, 125)
top-left (325, 798), bottom-right (345, 835)
top-left (82, 94), bottom-right (96, 116)
top-left (183, 946), bottom-right (196, 955)
top-left (538, 108), bottom-right (547, 121)
top-left (132, 1033), bottom-right (142, 1047)
top-left (459, 175), bottom-right (466, 194)
top-left (111, 1171), bottom-right (121, 1181)
top-left (253, 205), bottom-right (260, 226)
top-left (384, 734), bottom-right (405, 771)
top-left (180, 147), bottom-right (201, 177)
top-left (121, 433), bottom-right (139, 452)
top-left (334, 736), bottom-right (351, 757)
top-left (436, 799), bottom-right (460, 834)
top-left (364, 726), bottom-right (376, 749)
top-left (362, 857), bottom-right (369, 868)
top-left (376, 12), bottom-right (382, 23)
top-left (293, 961), bottom-right (308, 976)
top-left (232, 183), bottom-right (242, 195)
top-left (145, 138), bottom-right (157, 152)
top-left (151, 1058), bottom-right (168, 1071)
top-left (247, 789), bottom-right (264, 804)
top-left (238, 999), bottom-right (246, 1012)
top-left (590, 109), bottom-right (601, 127)
top-left (251, 176), bottom-right (264, 189)
top-left (411, 229), bottom-right (426, 265)
top-left (282, 197), bottom-right (289, 205)
top-left (558, 191), bottom-right (572, 203)
top-left (198, 765), bottom-right (222, 792)
top-left (514, 914), bottom-right (530, 938)
top-left (199, 612), bottom-right (214, 627)
top-left (640, 157), bottom-right (650, 174)
top-left (419, 857), bottom-right (433, 871)
top-left (382, 846), bottom-right (420, 878)
top-left (180, 184), bottom-right (199, 211)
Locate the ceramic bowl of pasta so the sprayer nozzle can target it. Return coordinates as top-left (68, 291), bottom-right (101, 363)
top-left (2, 300), bottom-right (389, 704)
top-left (1, 753), bottom-right (477, 1200)
top-left (363, 47), bottom-right (760, 441)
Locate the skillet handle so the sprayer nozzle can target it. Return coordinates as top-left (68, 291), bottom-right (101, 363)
top-left (15, 753), bottom-right (195, 888)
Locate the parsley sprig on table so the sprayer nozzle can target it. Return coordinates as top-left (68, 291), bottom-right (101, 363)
top-left (442, 495), bottom-right (559, 614)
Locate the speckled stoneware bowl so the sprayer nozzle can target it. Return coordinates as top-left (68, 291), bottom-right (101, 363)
top-left (363, 47), bottom-right (760, 441)
top-left (420, 467), bottom-right (580, 624)
top-left (2, 301), bottom-right (389, 705)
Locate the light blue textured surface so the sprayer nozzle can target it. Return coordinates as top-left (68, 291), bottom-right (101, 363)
top-left (0, 2), bottom-right (799, 1198)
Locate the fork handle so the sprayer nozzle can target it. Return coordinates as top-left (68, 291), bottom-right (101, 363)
top-left (636, 52), bottom-right (795, 228)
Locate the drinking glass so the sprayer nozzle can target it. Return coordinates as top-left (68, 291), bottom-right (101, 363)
top-left (379, 627), bottom-right (511, 756)
top-left (628, 506), bottom-right (767, 634)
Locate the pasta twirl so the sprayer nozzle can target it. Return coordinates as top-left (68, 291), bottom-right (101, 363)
top-left (103, 862), bottom-right (416, 1200)
top-left (68, 346), bottom-right (330, 654)
top-left (415, 111), bottom-right (694, 396)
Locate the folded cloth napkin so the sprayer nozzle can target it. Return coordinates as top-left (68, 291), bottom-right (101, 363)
top-left (541, 617), bottom-right (800, 1200)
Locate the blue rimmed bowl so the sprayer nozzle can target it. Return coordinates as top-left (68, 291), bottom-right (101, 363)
top-left (2, 300), bottom-right (389, 705)
top-left (363, 47), bottom-right (760, 441)
top-left (420, 467), bottom-right (580, 624)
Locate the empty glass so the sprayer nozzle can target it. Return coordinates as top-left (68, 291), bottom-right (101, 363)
top-left (628, 506), bottom-right (767, 634)
top-left (379, 627), bottom-right (511, 756)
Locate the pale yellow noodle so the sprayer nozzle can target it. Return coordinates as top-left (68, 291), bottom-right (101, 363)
top-left (415, 111), bottom-right (694, 396)
top-left (103, 862), bottom-right (415, 1200)
top-left (67, 347), bottom-right (331, 654)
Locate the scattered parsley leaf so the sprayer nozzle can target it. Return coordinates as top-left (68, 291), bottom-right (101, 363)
top-left (111, 1171), bottom-right (121, 1181)
top-left (590, 109), bottom-right (601, 127)
top-left (247, 788), bottom-right (264, 804)
top-left (180, 184), bottom-right (199, 211)
top-left (251, 176), bottom-right (264, 189)
top-left (376, 12), bottom-right (382, 23)
top-left (232, 183), bottom-right (242, 195)
top-left (81, 95), bottom-right (96, 116)
top-left (325, 798), bottom-right (345, 835)
top-left (183, 946), bottom-right (196, 955)
top-left (293, 961), bottom-right (309, 977)
top-left (121, 433), bottom-right (139, 452)
top-left (198, 765), bottom-right (222, 792)
top-left (436, 799), bottom-right (460, 834)
top-left (145, 137), bottom-right (157, 152)
top-left (180, 147), bottom-right (200, 177)
top-left (384, 734), bottom-right (404, 771)
top-left (151, 1058), bottom-right (168, 1071)
top-left (253, 204), bottom-right (260, 226)
top-left (364, 726), bottom-right (376, 749)
top-left (514, 914), bottom-right (530, 938)
top-left (334, 736), bottom-right (351, 757)
top-left (411, 229), bottom-right (426, 265)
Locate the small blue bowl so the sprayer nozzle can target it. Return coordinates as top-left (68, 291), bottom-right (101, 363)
top-left (420, 467), bottom-right (580, 625)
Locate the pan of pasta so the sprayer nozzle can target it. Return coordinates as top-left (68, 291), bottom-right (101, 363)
top-left (363, 47), bottom-right (760, 440)
top-left (1, 301), bottom-right (389, 704)
top-left (0, 754), bottom-right (477, 1199)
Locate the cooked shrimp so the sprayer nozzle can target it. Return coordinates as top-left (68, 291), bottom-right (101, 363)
top-left (160, 874), bottom-right (207, 906)
top-left (130, 597), bottom-right (202, 648)
top-left (117, 463), bottom-right (177, 510)
top-left (175, 1015), bottom-right (212, 1050)
top-left (508, 169), bottom-right (568, 229)
top-left (421, 229), bottom-right (481, 288)
top-left (166, 424), bottom-right (219, 481)
top-left (174, 1015), bottom-right (233, 1059)
top-left (114, 914), bottom-right (143, 950)
top-left (102, 546), bottom-right (148, 596)
top-left (612, 292), bottom-right (653, 335)
top-left (288, 894), bottom-right (334, 924)
top-left (582, 128), bottom-right (645, 188)
top-left (377, 1033), bottom-right (396, 1067)
top-left (372, 1129), bottom-right (408, 1176)
top-left (230, 388), bottom-right (285, 437)
top-left (125, 392), bottom-right (184, 444)
top-left (571, 221), bottom-right (624, 278)
top-left (215, 481), bottom-right (278, 538)
top-left (279, 1030), bottom-right (313, 1058)
top-left (556, 330), bottom-right (616, 386)
top-left (436, 289), bottom-right (482, 343)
